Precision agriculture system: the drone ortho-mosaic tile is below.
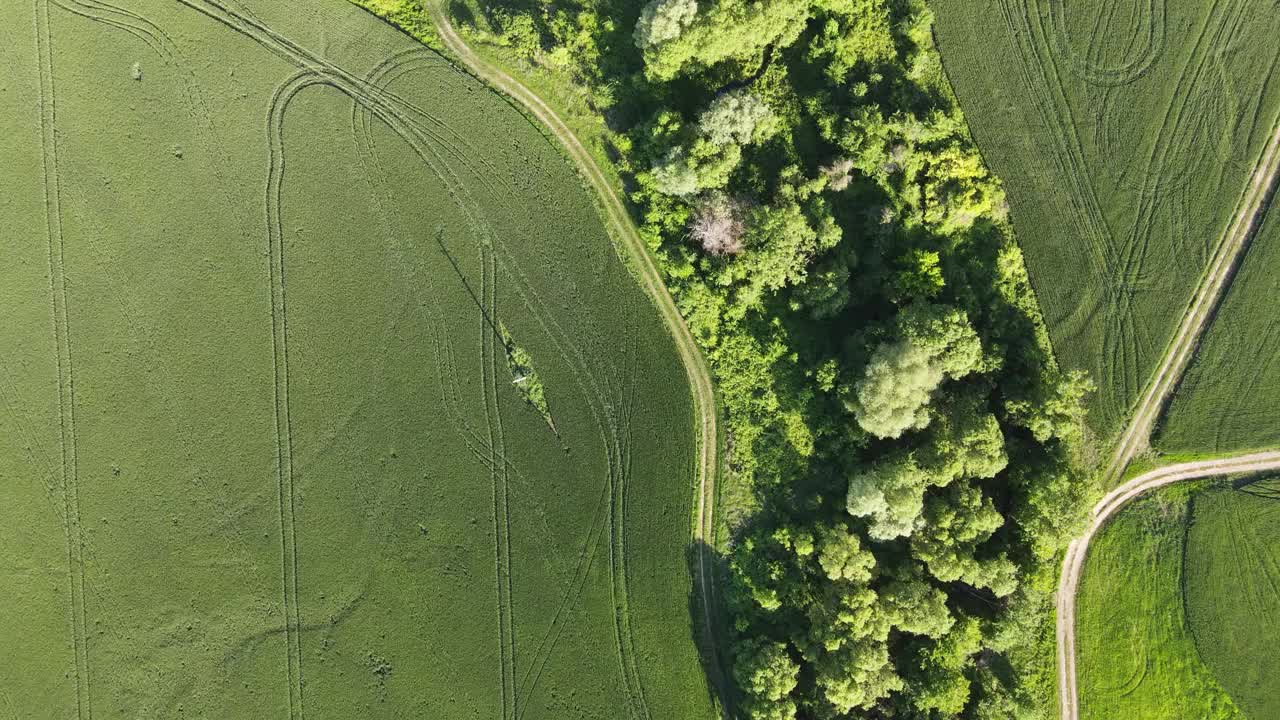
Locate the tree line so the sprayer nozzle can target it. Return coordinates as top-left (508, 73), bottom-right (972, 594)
top-left (413, 0), bottom-right (1099, 715)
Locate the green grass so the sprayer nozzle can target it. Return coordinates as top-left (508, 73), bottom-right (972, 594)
top-left (0, 0), bottom-right (715, 717)
top-left (1183, 477), bottom-right (1280, 720)
top-left (1156, 203), bottom-right (1280, 454)
top-left (1075, 483), bottom-right (1240, 720)
top-left (932, 0), bottom-right (1280, 445)
top-left (1077, 478), bottom-right (1280, 719)
top-left (361, 0), bottom-right (637, 242)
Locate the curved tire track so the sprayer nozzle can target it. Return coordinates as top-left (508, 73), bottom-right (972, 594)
top-left (423, 4), bottom-right (726, 705)
top-left (1061, 62), bottom-right (1280, 720)
top-left (342, 40), bottom-right (645, 715)
top-left (265, 70), bottom-right (324, 720)
top-left (1101, 111), bottom-right (1280, 487)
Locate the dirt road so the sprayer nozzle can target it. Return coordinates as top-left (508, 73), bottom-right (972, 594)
top-left (425, 3), bottom-right (725, 686)
top-left (1100, 122), bottom-right (1280, 487)
top-left (424, 9), bottom-right (1280, 720)
top-left (1056, 450), bottom-right (1280, 720)
top-left (1067, 100), bottom-right (1280, 720)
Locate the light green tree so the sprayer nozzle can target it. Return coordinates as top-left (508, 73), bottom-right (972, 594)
top-left (911, 481), bottom-right (1018, 596)
top-left (637, 0), bottom-right (811, 80)
top-left (851, 302), bottom-right (982, 438)
top-left (650, 146), bottom-right (699, 196)
top-left (733, 639), bottom-right (800, 720)
top-left (816, 523), bottom-right (874, 583)
top-left (699, 89), bottom-right (774, 146)
top-left (633, 0), bottom-right (698, 48)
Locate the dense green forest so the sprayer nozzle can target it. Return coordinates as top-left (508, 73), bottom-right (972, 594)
top-left (362, 0), bottom-right (1097, 716)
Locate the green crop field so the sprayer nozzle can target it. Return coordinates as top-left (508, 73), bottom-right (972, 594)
top-left (932, 0), bottom-right (1280, 443)
top-left (1182, 478), bottom-right (1280, 720)
top-left (1075, 484), bottom-right (1238, 720)
top-left (0, 1), bottom-right (714, 718)
top-left (1156, 204), bottom-right (1280, 454)
top-left (1076, 478), bottom-right (1280, 719)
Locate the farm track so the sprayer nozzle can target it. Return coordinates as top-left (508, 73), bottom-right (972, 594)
top-left (986, 2), bottom-right (1280, 717)
top-left (607, 375), bottom-right (652, 719)
top-left (257, 22), bottom-right (553, 720)
top-left (33, 1), bottom-right (93, 717)
top-left (1057, 451), bottom-right (1280, 720)
top-left (998, 0), bottom-right (1261, 432)
top-left (1054, 15), bottom-right (1280, 718)
top-left (424, 8), bottom-right (726, 706)
top-left (264, 62), bottom-right (501, 719)
top-left (328, 58), bottom-right (612, 711)
top-left (1100, 98), bottom-right (1280, 487)
top-left (345, 49), bottom-right (615, 715)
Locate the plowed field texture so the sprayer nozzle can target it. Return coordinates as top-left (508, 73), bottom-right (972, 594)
top-left (0, 1), bottom-right (714, 718)
top-left (1075, 477), bottom-right (1280, 720)
top-left (932, 0), bottom-right (1280, 445)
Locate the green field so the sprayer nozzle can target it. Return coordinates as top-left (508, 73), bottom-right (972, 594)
top-left (1156, 203), bottom-right (1280, 453)
top-left (1075, 484), bottom-right (1237, 720)
top-left (0, 1), bottom-right (714, 717)
top-left (932, 0), bottom-right (1280, 443)
top-left (1076, 478), bottom-right (1280, 719)
top-left (1183, 479), bottom-right (1280, 719)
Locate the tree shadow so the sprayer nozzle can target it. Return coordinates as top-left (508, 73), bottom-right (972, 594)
top-left (686, 540), bottom-right (739, 719)
top-left (1235, 473), bottom-right (1280, 497)
top-left (447, 0), bottom-right (475, 28)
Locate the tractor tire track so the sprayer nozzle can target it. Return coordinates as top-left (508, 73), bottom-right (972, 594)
top-left (512, 479), bottom-right (610, 718)
top-left (1047, 0), bottom-right (1166, 87)
top-left (343, 46), bottom-right (627, 714)
top-left (1001, 0), bottom-right (1252, 434)
top-left (425, 9), bottom-right (726, 704)
top-left (479, 246), bottom-right (518, 720)
top-left (52, 0), bottom-right (254, 249)
top-left (265, 70), bottom-right (323, 720)
top-left (178, 2), bottom-right (714, 713)
top-left (610, 372), bottom-right (652, 719)
top-left (33, 1), bottom-right (93, 716)
top-left (357, 48), bottom-right (651, 716)
top-left (1100, 100), bottom-right (1280, 486)
top-left (344, 64), bottom-right (513, 473)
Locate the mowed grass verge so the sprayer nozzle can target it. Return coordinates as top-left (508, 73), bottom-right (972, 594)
top-left (932, 0), bottom-right (1280, 445)
top-left (0, 0), bottom-right (715, 717)
top-left (1156, 203), bottom-right (1280, 454)
top-left (1076, 478), bottom-right (1280, 719)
